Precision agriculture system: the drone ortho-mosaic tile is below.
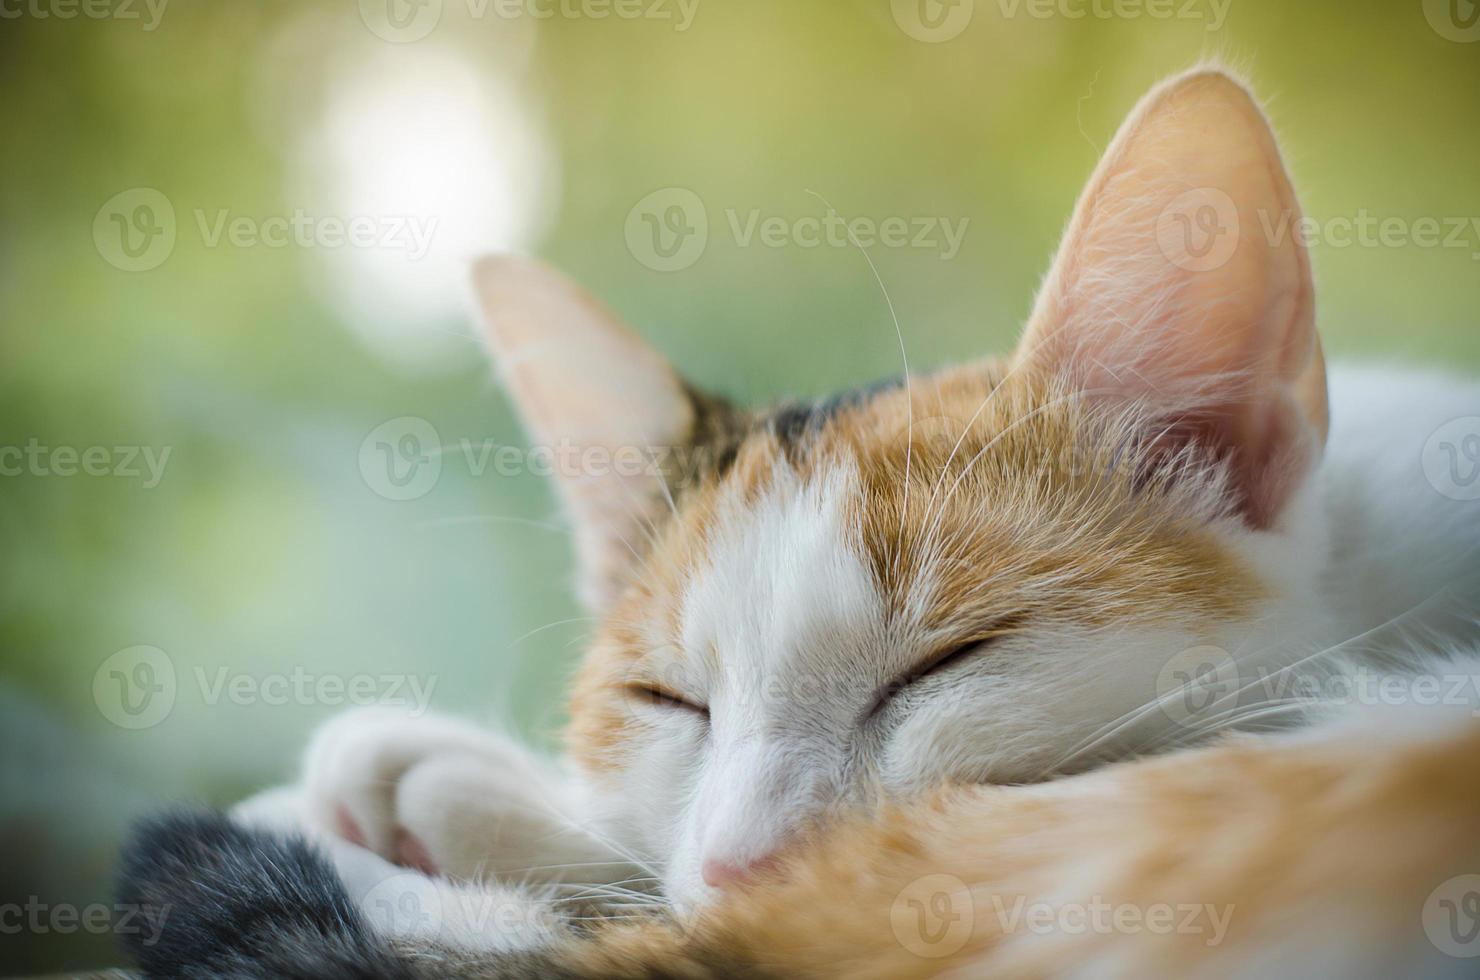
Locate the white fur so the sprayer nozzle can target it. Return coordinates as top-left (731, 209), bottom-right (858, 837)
top-left (1320, 366), bottom-right (1480, 647)
top-left (652, 461), bottom-right (893, 907)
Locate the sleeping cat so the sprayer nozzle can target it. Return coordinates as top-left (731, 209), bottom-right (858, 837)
top-left (118, 67), bottom-right (1480, 977)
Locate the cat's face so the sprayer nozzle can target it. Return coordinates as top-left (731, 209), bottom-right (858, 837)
top-left (568, 365), bottom-right (1289, 909)
top-left (472, 68), bottom-right (1330, 909)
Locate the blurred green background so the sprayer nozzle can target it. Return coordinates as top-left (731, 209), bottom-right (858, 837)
top-left (2, 0), bottom-right (1478, 970)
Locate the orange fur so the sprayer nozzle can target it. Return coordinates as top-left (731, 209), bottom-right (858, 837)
top-left (563, 714), bottom-right (1480, 977)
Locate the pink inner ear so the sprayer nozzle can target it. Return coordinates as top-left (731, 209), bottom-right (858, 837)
top-left (1015, 68), bottom-right (1328, 531)
top-left (1134, 386), bottom-right (1319, 531)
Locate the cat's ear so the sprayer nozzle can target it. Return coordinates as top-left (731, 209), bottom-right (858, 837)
top-left (470, 256), bottom-right (697, 612)
top-left (1014, 68), bottom-right (1328, 530)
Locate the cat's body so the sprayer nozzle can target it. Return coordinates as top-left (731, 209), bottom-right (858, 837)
top-left (117, 67), bottom-right (1480, 977)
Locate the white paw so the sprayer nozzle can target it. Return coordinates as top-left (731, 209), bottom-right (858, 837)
top-left (301, 708), bottom-right (635, 886)
top-left (232, 783), bottom-right (565, 954)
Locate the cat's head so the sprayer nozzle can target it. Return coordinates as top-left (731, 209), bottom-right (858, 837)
top-left (471, 68), bottom-right (1329, 910)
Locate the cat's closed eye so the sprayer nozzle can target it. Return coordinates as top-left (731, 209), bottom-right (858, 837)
top-left (863, 622), bottom-right (1023, 723)
top-left (625, 681), bottom-right (709, 719)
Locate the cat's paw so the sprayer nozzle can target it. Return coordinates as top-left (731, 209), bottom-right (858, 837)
top-left (302, 708), bottom-right (632, 886)
top-left (223, 792), bottom-right (570, 955)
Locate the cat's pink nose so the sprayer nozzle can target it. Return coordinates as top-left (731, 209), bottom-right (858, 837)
top-left (701, 853), bottom-right (779, 889)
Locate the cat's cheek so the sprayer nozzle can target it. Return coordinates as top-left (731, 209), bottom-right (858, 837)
top-left (876, 713), bottom-right (967, 796)
top-left (875, 685), bottom-right (1062, 792)
top-left (597, 714), bottom-right (706, 858)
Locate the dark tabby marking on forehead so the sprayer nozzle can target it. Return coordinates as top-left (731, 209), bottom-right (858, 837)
top-left (667, 375), bottom-right (907, 495)
top-left (669, 383), bottom-right (749, 492)
top-left (770, 375), bottom-right (906, 452)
